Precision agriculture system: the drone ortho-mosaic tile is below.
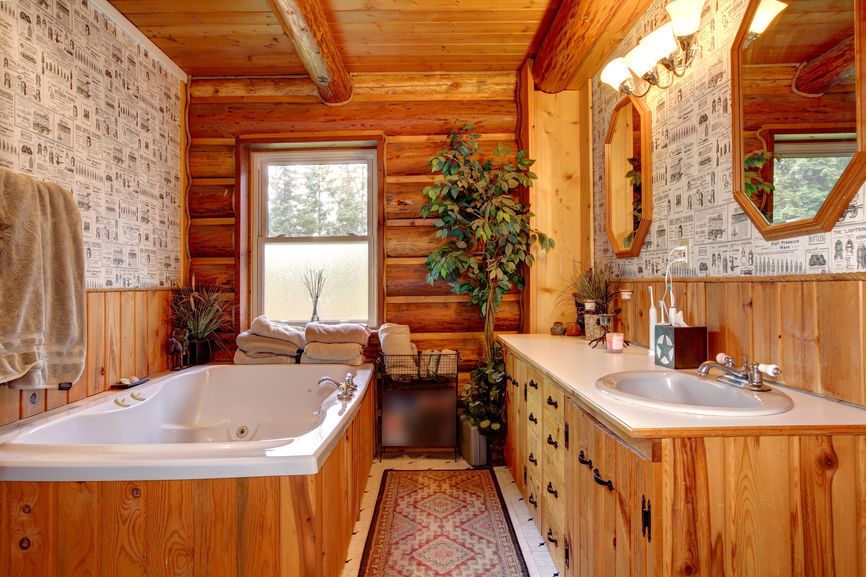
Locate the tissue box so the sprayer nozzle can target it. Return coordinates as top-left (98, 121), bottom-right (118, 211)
top-left (653, 325), bottom-right (707, 369)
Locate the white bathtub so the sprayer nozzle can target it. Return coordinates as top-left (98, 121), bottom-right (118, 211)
top-left (0, 363), bottom-right (374, 482)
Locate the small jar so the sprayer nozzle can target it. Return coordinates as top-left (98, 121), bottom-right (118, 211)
top-left (565, 323), bottom-right (582, 337)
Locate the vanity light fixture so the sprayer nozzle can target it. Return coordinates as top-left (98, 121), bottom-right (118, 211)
top-left (601, 0), bottom-right (785, 98)
top-left (743, 0), bottom-right (787, 49)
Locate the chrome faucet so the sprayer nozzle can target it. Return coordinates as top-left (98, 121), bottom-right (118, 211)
top-left (318, 376), bottom-right (354, 400)
top-left (697, 353), bottom-right (781, 392)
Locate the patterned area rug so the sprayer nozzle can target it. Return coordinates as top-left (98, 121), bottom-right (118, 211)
top-left (359, 469), bottom-right (529, 577)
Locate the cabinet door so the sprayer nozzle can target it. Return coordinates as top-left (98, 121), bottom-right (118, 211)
top-left (505, 354), bottom-right (527, 496)
top-left (566, 399), bottom-right (651, 577)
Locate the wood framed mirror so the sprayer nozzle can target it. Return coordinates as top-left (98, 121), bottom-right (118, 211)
top-left (731, 0), bottom-right (866, 240)
top-left (605, 95), bottom-right (653, 258)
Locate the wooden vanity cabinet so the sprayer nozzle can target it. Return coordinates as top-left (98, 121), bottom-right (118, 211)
top-left (504, 351), bottom-right (527, 498)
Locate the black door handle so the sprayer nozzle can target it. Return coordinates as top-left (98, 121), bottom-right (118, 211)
top-left (593, 468), bottom-right (614, 491)
top-left (547, 482), bottom-right (558, 498)
top-left (528, 413), bottom-right (538, 424)
top-left (578, 450), bottom-right (592, 467)
top-left (528, 453), bottom-right (538, 465)
top-left (529, 380), bottom-right (539, 389)
top-left (547, 434), bottom-right (558, 449)
top-left (528, 494), bottom-right (537, 508)
top-left (547, 529), bottom-right (558, 547)
top-left (547, 396), bottom-right (559, 408)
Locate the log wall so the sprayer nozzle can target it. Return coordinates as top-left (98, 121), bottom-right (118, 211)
top-left (187, 73), bottom-right (525, 373)
top-left (616, 278), bottom-right (866, 408)
top-left (0, 291), bottom-right (172, 429)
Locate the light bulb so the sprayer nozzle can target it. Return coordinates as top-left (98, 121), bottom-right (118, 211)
top-left (666, 0), bottom-right (705, 36)
top-left (623, 44), bottom-right (658, 77)
top-left (750, 0), bottom-right (787, 34)
top-left (640, 23), bottom-right (678, 61)
top-left (600, 58), bottom-right (632, 90)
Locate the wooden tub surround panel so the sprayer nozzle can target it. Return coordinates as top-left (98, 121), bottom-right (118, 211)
top-left (0, 384), bottom-right (376, 577)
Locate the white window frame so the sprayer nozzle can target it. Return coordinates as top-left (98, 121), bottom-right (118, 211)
top-left (251, 146), bottom-right (378, 326)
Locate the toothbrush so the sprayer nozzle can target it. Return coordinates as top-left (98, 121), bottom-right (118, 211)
top-left (648, 286), bottom-right (657, 355)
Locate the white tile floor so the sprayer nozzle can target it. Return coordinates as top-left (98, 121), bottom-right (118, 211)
top-left (341, 452), bottom-right (559, 577)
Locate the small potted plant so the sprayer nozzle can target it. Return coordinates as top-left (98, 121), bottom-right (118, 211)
top-left (556, 260), bottom-right (621, 341)
top-left (168, 277), bottom-right (235, 365)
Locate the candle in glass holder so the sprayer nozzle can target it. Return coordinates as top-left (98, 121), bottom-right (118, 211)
top-left (584, 300), bottom-right (596, 312)
top-left (606, 332), bottom-right (625, 353)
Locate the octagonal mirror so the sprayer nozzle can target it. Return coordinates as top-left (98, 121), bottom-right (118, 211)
top-left (605, 95), bottom-right (653, 258)
top-left (731, 0), bottom-right (866, 240)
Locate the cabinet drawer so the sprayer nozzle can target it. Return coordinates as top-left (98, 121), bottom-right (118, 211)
top-left (543, 456), bottom-right (566, 531)
top-left (544, 505), bottom-right (566, 573)
top-left (526, 392), bottom-right (543, 440)
top-left (526, 432), bottom-right (542, 476)
top-left (543, 409), bottom-right (565, 478)
top-left (542, 379), bottom-right (564, 424)
top-left (526, 369), bottom-right (542, 401)
top-left (526, 470), bottom-right (543, 528)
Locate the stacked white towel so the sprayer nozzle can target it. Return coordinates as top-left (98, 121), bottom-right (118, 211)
top-left (233, 315), bottom-right (305, 364)
top-left (300, 323), bottom-right (369, 366)
top-left (419, 349), bottom-right (458, 378)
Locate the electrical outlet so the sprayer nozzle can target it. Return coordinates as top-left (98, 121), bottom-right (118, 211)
top-left (678, 239), bottom-right (692, 270)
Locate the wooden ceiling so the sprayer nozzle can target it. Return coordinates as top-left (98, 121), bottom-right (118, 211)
top-left (109, 0), bottom-right (562, 76)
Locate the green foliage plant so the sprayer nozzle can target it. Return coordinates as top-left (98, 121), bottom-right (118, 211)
top-left (169, 281), bottom-right (235, 355)
top-left (555, 259), bottom-right (622, 317)
top-left (743, 150), bottom-right (780, 212)
top-left (420, 122), bottom-right (554, 435)
top-left (624, 152), bottom-right (642, 248)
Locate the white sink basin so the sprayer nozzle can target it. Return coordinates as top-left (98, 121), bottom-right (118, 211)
top-left (596, 371), bottom-right (793, 416)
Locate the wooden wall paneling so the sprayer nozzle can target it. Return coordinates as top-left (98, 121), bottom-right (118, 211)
top-left (101, 481), bottom-right (148, 577)
top-left (188, 145), bottom-right (236, 179)
top-left (4, 482), bottom-right (57, 577)
top-left (236, 143), bottom-right (251, 334)
top-left (280, 475), bottom-right (318, 577)
top-left (194, 478), bottom-right (238, 576)
top-left (385, 299), bottom-right (522, 333)
top-left (816, 281), bottom-right (865, 405)
top-left (386, 138), bottom-right (518, 175)
top-left (145, 481), bottom-right (195, 577)
top-left (724, 283), bottom-right (753, 363)
top-left (705, 283), bottom-right (727, 360)
top-left (190, 258), bottom-right (236, 290)
top-left (601, 425), bottom-right (617, 576)
top-left (86, 293), bottom-right (106, 396)
top-left (237, 476), bottom-right (281, 576)
top-left (188, 183), bottom-right (236, 218)
top-left (384, 224), bottom-right (442, 258)
top-left (120, 293), bottom-right (137, 380)
top-left (189, 223), bottom-right (236, 258)
top-left (135, 293), bottom-right (149, 378)
top-left (147, 292), bottom-right (161, 375)
top-left (19, 390), bottom-right (44, 420)
top-left (0, 381), bottom-right (20, 426)
top-left (158, 292), bottom-right (171, 373)
top-left (751, 282), bottom-right (782, 370)
top-left (104, 292), bottom-right (122, 398)
top-left (57, 481), bottom-right (100, 577)
top-left (385, 259), bottom-right (453, 296)
top-left (67, 294), bottom-right (89, 405)
top-left (46, 388), bottom-right (68, 412)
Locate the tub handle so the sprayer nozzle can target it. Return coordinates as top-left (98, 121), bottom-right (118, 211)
top-left (131, 392), bottom-right (146, 401)
top-left (114, 397), bottom-right (130, 408)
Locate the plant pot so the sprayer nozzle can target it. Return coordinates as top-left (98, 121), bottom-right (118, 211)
top-left (584, 314), bottom-right (605, 341)
top-left (486, 435), bottom-right (506, 466)
top-left (188, 339), bottom-right (213, 366)
top-left (459, 414), bottom-right (487, 467)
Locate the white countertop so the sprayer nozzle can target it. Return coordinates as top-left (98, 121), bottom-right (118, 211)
top-left (498, 334), bottom-right (866, 438)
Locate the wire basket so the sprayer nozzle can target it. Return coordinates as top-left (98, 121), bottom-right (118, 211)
top-left (378, 352), bottom-right (460, 390)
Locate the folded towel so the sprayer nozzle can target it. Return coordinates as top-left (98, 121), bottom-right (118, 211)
top-left (305, 322), bottom-right (371, 346)
top-left (0, 169), bottom-right (86, 389)
top-left (300, 353), bottom-right (366, 366)
top-left (249, 315), bottom-right (306, 348)
top-left (236, 332), bottom-right (301, 356)
top-left (303, 342), bottom-right (364, 363)
top-left (378, 323), bottom-right (413, 354)
top-left (438, 349), bottom-right (458, 376)
top-left (424, 350), bottom-right (441, 377)
top-left (233, 349), bottom-right (297, 365)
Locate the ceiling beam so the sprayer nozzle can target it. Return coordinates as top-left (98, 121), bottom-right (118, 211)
top-left (794, 35), bottom-right (856, 95)
top-left (266, 0), bottom-right (353, 104)
top-left (532, 0), bottom-right (631, 93)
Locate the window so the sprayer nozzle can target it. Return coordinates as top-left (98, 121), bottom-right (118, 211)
top-left (252, 146), bottom-right (377, 325)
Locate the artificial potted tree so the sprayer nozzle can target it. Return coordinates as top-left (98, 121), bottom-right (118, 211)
top-left (168, 277), bottom-right (235, 365)
top-left (557, 260), bottom-right (622, 341)
top-left (421, 123), bottom-right (554, 465)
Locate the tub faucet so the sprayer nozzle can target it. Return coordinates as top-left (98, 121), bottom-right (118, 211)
top-left (318, 377), bottom-right (354, 401)
top-left (697, 353), bottom-right (780, 392)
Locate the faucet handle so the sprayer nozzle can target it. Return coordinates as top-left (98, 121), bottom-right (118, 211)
top-left (715, 353), bottom-right (734, 367)
top-left (741, 356), bottom-right (750, 369)
top-left (758, 364), bottom-right (781, 377)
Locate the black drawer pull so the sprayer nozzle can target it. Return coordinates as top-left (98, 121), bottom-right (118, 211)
top-left (528, 453), bottom-right (538, 465)
top-left (593, 468), bottom-right (614, 491)
top-left (528, 494), bottom-right (537, 508)
top-left (547, 482), bottom-right (558, 498)
top-left (547, 529), bottom-right (558, 547)
top-left (578, 450), bottom-right (592, 467)
top-left (547, 434), bottom-right (558, 449)
top-left (547, 396), bottom-right (559, 408)
top-left (513, 379), bottom-right (520, 388)
top-left (529, 380), bottom-right (539, 389)
top-left (528, 413), bottom-right (538, 424)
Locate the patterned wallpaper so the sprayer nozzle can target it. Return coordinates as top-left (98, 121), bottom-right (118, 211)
top-left (0, 0), bottom-right (182, 289)
top-left (592, 0), bottom-right (866, 278)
